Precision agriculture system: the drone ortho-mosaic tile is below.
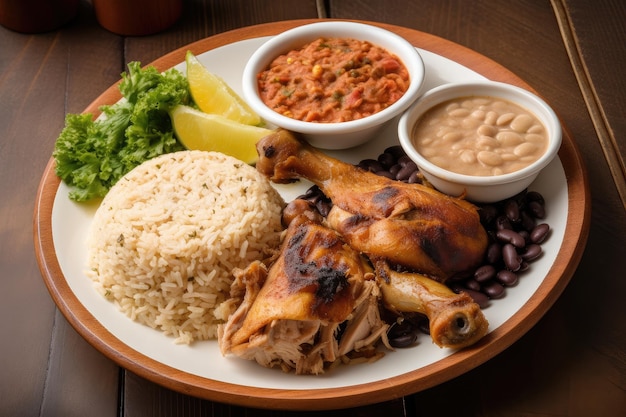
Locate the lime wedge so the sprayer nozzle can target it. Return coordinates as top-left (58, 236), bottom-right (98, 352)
top-left (170, 105), bottom-right (272, 164)
top-left (186, 51), bottom-right (261, 126)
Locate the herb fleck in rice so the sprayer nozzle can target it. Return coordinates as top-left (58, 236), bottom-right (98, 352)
top-left (87, 150), bottom-right (284, 344)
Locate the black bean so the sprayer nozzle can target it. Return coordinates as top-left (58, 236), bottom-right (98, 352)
top-left (504, 199), bottom-right (520, 223)
top-left (384, 145), bottom-right (405, 160)
top-left (387, 319), bottom-right (411, 336)
top-left (479, 205), bottom-right (499, 225)
top-left (464, 278), bottom-right (481, 291)
top-left (483, 281), bottom-right (506, 299)
top-left (315, 199), bottom-right (332, 217)
top-left (518, 230), bottom-right (530, 245)
top-left (301, 185), bottom-right (319, 199)
top-left (396, 161), bottom-right (417, 181)
top-left (495, 215), bottom-right (513, 231)
top-left (389, 164), bottom-right (401, 177)
top-left (370, 159), bottom-right (387, 173)
top-left (528, 200), bottom-right (546, 219)
top-left (389, 332), bottom-right (418, 348)
top-left (496, 228), bottom-right (526, 248)
top-left (520, 210), bottom-right (536, 232)
top-left (375, 170), bottom-right (395, 180)
top-left (474, 264), bottom-right (497, 283)
top-left (502, 243), bottom-right (522, 271)
top-left (526, 191), bottom-right (545, 205)
top-left (356, 160), bottom-right (369, 171)
top-left (407, 171), bottom-right (422, 184)
top-left (530, 223), bottom-right (550, 244)
top-left (378, 152), bottom-right (396, 169)
top-left (518, 261), bottom-right (530, 272)
top-left (398, 155), bottom-right (413, 167)
top-left (496, 270), bottom-right (519, 286)
top-left (521, 244), bottom-right (542, 261)
top-left (510, 189), bottom-right (528, 206)
top-left (486, 242), bottom-right (502, 264)
top-left (387, 320), bottom-right (419, 348)
top-left (454, 286), bottom-right (490, 309)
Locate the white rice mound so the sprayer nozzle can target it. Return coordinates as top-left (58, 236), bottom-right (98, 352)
top-left (86, 150), bottom-right (285, 344)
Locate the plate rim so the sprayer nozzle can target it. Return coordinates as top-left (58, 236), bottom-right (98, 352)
top-left (33, 19), bottom-right (591, 410)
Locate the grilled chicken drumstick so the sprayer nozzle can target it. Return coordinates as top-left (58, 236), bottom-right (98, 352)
top-left (375, 261), bottom-right (489, 349)
top-left (256, 129), bottom-right (488, 280)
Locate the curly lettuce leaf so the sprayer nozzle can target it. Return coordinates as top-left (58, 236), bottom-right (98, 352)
top-left (53, 62), bottom-right (191, 202)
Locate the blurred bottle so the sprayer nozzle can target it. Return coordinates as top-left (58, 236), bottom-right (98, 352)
top-left (92, 0), bottom-right (183, 36)
top-left (0, 0), bottom-right (79, 33)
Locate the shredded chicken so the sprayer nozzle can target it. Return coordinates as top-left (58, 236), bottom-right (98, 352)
top-left (218, 214), bottom-right (389, 374)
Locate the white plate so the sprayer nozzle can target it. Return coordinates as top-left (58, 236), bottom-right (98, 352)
top-left (50, 37), bottom-right (567, 390)
top-left (37, 22), bottom-right (591, 409)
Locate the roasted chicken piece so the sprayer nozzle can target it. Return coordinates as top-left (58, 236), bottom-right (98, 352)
top-left (256, 129), bottom-right (488, 280)
top-left (375, 261), bottom-right (488, 349)
top-left (254, 130), bottom-right (489, 350)
top-left (218, 212), bottom-right (390, 374)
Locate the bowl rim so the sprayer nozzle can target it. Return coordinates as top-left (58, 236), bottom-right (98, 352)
top-left (242, 21), bottom-right (426, 134)
top-left (398, 80), bottom-right (563, 185)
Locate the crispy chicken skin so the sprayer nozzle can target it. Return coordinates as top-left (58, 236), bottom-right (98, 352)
top-left (375, 261), bottom-right (489, 349)
top-left (256, 129), bottom-right (488, 280)
top-left (218, 213), bottom-right (389, 374)
top-left (218, 130), bottom-right (491, 372)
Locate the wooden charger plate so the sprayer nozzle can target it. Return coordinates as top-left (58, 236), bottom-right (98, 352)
top-left (33, 20), bottom-right (590, 410)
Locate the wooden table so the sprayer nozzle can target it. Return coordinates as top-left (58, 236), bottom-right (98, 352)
top-left (2, 1), bottom-right (624, 415)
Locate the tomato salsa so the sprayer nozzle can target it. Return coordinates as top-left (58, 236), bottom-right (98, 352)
top-left (257, 37), bottom-right (410, 123)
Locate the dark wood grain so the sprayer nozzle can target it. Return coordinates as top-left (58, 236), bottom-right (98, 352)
top-left (555, 0), bottom-right (626, 210)
top-left (1, 3), bottom-right (120, 417)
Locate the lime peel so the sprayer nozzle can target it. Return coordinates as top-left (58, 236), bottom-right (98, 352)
top-left (186, 51), bottom-right (261, 126)
top-left (170, 105), bottom-right (273, 165)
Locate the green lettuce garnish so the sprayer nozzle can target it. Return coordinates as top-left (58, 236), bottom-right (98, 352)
top-left (53, 61), bottom-right (191, 202)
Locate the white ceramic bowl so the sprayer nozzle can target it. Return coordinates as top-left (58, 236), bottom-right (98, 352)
top-left (398, 81), bottom-right (562, 203)
top-left (242, 21), bottom-right (426, 149)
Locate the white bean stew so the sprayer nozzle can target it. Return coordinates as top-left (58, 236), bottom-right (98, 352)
top-left (412, 96), bottom-right (549, 176)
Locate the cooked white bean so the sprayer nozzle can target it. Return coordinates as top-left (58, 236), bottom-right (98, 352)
top-left (449, 108), bottom-right (471, 117)
top-left (477, 124), bottom-right (497, 136)
top-left (461, 117), bottom-right (481, 129)
top-left (477, 151), bottom-right (503, 166)
top-left (471, 109), bottom-right (486, 120)
top-left (514, 142), bottom-right (538, 157)
top-left (443, 131), bottom-right (463, 143)
top-left (511, 114), bottom-right (534, 132)
top-left (496, 113), bottom-right (516, 126)
top-left (492, 100), bottom-right (510, 111)
top-left (477, 135), bottom-right (500, 149)
top-left (412, 95), bottom-right (549, 176)
top-left (445, 102), bottom-right (460, 112)
top-left (459, 149), bottom-right (476, 164)
top-left (525, 133), bottom-right (545, 143)
top-left (496, 131), bottom-right (523, 147)
top-left (484, 111), bottom-right (498, 125)
top-left (420, 137), bottom-right (434, 146)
